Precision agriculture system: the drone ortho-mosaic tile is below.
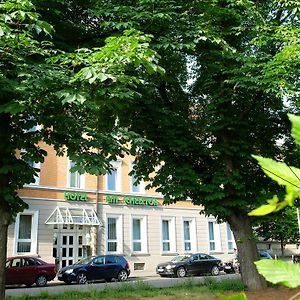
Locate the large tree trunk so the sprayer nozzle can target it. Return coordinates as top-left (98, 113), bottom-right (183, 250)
top-left (0, 204), bottom-right (10, 300)
top-left (228, 212), bottom-right (267, 290)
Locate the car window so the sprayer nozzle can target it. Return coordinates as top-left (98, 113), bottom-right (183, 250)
top-left (6, 260), bottom-right (11, 268)
top-left (11, 258), bottom-right (22, 268)
top-left (192, 254), bottom-right (199, 261)
top-left (24, 258), bottom-right (38, 266)
top-left (105, 256), bottom-right (117, 264)
top-left (171, 255), bottom-right (190, 262)
top-left (199, 254), bottom-right (209, 260)
top-left (93, 256), bottom-right (105, 265)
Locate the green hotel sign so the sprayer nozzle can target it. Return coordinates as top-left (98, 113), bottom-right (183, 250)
top-left (64, 191), bottom-right (88, 202)
top-left (106, 195), bottom-right (158, 206)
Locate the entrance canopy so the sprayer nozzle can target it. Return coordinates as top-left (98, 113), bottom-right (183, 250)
top-left (45, 206), bottom-right (102, 226)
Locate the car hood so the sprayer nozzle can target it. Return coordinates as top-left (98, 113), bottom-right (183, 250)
top-left (59, 264), bottom-right (85, 273)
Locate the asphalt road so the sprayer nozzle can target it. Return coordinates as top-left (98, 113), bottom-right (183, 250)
top-left (5, 273), bottom-right (240, 298)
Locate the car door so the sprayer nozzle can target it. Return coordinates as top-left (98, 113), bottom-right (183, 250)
top-left (200, 254), bottom-right (215, 273)
top-left (104, 255), bottom-right (120, 278)
top-left (87, 256), bottom-right (105, 280)
top-left (6, 257), bottom-right (23, 285)
top-left (22, 257), bottom-right (39, 285)
top-left (188, 254), bottom-right (201, 275)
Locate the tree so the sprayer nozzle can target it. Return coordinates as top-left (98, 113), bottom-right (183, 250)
top-left (0, 0), bottom-right (161, 298)
top-left (88, 0), bottom-right (300, 290)
top-left (254, 207), bottom-right (300, 256)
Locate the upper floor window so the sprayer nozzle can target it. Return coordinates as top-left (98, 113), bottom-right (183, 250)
top-left (14, 211), bottom-right (39, 255)
top-left (68, 159), bottom-right (85, 189)
top-left (130, 162), bottom-right (145, 193)
top-left (208, 221), bottom-right (221, 252)
top-left (106, 161), bottom-right (122, 191)
top-left (21, 149), bottom-right (40, 185)
top-left (226, 223), bottom-right (235, 251)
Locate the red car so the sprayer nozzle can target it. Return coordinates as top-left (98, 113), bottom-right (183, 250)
top-left (6, 256), bottom-right (57, 287)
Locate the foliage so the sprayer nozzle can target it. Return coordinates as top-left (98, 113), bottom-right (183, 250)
top-left (250, 114), bottom-right (300, 298)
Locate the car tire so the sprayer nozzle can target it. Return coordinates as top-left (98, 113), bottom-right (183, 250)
top-left (176, 267), bottom-right (186, 278)
top-left (76, 272), bottom-right (88, 284)
top-left (117, 270), bottom-right (128, 282)
top-left (35, 275), bottom-right (47, 287)
top-left (211, 265), bottom-right (220, 276)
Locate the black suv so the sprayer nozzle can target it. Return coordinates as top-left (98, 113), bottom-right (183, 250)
top-left (57, 255), bottom-right (130, 284)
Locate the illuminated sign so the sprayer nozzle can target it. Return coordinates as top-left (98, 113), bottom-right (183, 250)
top-left (106, 195), bottom-right (158, 206)
top-left (64, 192), bottom-right (88, 202)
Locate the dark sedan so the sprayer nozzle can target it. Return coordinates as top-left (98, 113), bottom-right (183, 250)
top-left (156, 253), bottom-right (222, 278)
top-left (57, 255), bottom-right (130, 284)
top-left (6, 256), bottom-right (56, 287)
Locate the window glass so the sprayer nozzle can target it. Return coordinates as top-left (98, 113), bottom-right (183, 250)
top-left (131, 162), bottom-right (142, 193)
top-left (93, 256), bottom-right (104, 265)
top-left (17, 215), bottom-right (32, 253)
top-left (105, 256), bottom-right (117, 264)
top-left (107, 217), bottom-right (118, 252)
top-left (69, 160), bottom-right (81, 188)
top-left (11, 258), bottom-right (22, 268)
top-left (208, 222), bottom-right (216, 251)
top-left (107, 170), bottom-right (116, 191)
top-left (183, 220), bottom-right (191, 251)
top-left (226, 223), bottom-right (235, 251)
top-left (133, 219), bottom-right (141, 251)
top-left (162, 220), bottom-right (170, 251)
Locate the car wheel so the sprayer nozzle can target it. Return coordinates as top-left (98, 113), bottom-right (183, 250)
top-left (176, 267), bottom-right (186, 278)
top-left (117, 270), bottom-right (128, 282)
top-left (35, 275), bottom-right (47, 287)
top-left (211, 265), bottom-right (220, 276)
top-left (76, 272), bottom-right (88, 284)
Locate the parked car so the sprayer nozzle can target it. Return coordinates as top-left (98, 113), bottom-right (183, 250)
top-left (258, 250), bottom-right (273, 259)
top-left (57, 255), bottom-right (130, 284)
top-left (6, 256), bottom-right (56, 287)
top-left (156, 253), bottom-right (222, 278)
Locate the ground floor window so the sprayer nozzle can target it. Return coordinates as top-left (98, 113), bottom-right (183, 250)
top-left (208, 221), bottom-right (221, 252)
top-left (183, 218), bottom-right (197, 252)
top-left (161, 217), bottom-right (176, 253)
top-left (226, 223), bottom-right (235, 251)
top-left (132, 216), bottom-right (147, 253)
top-left (14, 211), bottom-right (39, 255)
top-left (106, 215), bottom-right (123, 253)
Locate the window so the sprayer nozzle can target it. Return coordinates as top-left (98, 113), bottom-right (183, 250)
top-left (106, 215), bottom-right (123, 253)
top-left (106, 161), bottom-right (122, 191)
top-left (208, 221), bottom-right (221, 252)
top-left (161, 218), bottom-right (176, 253)
top-left (21, 150), bottom-right (40, 185)
top-left (68, 159), bottom-right (85, 189)
top-left (132, 216), bottom-right (147, 253)
top-left (226, 223), bottom-right (235, 251)
top-left (183, 218), bottom-right (197, 252)
top-left (130, 162), bottom-right (145, 193)
top-left (14, 211), bottom-right (39, 255)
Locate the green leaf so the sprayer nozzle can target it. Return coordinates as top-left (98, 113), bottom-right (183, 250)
top-left (255, 260), bottom-right (300, 288)
top-left (288, 114), bottom-right (300, 147)
top-left (248, 203), bottom-right (277, 216)
top-left (252, 155), bottom-right (300, 190)
top-left (0, 102), bottom-right (25, 114)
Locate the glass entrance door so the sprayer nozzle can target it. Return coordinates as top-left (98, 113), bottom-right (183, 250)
top-left (61, 234), bottom-right (75, 268)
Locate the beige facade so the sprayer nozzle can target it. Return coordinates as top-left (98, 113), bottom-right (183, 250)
top-left (8, 144), bottom-right (235, 275)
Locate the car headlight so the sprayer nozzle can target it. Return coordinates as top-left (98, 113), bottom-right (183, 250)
top-left (65, 269), bottom-right (74, 274)
top-left (166, 264), bottom-right (176, 270)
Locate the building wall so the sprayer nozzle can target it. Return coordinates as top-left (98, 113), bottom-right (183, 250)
top-left (9, 146), bottom-right (235, 275)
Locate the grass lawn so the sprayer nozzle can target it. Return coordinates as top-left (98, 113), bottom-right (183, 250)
top-left (6, 278), bottom-right (245, 300)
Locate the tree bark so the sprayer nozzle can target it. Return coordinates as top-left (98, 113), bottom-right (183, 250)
top-left (228, 212), bottom-right (267, 290)
top-left (0, 204), bottom-right (10, 300)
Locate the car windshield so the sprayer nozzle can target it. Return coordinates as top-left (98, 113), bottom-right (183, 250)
top-left (171, 255), bottom-right (190, 262)
top-left (74, 256), bottom-right (95, 265)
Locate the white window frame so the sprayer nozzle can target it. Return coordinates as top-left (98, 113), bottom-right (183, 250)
top-left (182, 218), bottom-right (197, 253)
top-left (131, 215), bottom-right (148, 253)
top-left (208, 220), bottom-right (222, 252)
top-left (67, 159), bottom-right (85, 189)
top-left (130, 162), bottom-right (145, 193)
top-left (161, 217), bottom-right (176, 253)
top-left (13, 210), bottom-right (39, 255)
top-left (106, 214), bottom-right (123, 254)
top-left (226, 223), bottom-right (236, 252)
top-left (105, 160), bottom-right (122, 192)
